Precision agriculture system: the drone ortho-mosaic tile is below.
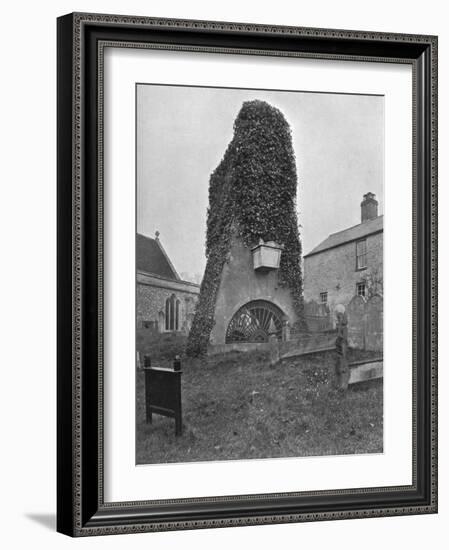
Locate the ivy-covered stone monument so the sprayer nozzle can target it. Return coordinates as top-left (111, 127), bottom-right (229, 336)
top-left (186, 100), bottom-right (305, 356)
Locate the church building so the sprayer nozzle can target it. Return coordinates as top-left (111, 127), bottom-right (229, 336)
top-left (136, 232), bottom-right (200, 333)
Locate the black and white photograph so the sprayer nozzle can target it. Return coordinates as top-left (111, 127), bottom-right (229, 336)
top-left (135, 84), bottom-right (384, 465)
top-left (0, 0), bottom-right (443, 545)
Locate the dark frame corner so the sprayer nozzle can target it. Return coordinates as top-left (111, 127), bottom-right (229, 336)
top-left (57, 12), bottom-right (438, 537)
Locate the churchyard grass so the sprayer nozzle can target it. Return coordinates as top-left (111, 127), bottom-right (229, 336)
top-left (136, 341), bottom-right (383, 464)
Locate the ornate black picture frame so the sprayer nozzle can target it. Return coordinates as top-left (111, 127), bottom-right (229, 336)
top-left (57, 12), bottom-right (438, 536)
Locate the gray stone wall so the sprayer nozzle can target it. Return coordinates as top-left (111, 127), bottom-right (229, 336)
top-left (304, 231), bottom-right (383, 313)
top-left (137, 283), bottom-right (199, 334)
top-left (210, 238), bottom-right (297, 346)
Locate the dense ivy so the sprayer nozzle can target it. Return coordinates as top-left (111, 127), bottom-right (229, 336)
top-left (186, 100), bottom-right (305, 356)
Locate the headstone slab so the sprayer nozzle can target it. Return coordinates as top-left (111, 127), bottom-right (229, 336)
top-left (365, 294), bottom-right (383, 351)
top-left (346, 295), bottom-right (366, 349)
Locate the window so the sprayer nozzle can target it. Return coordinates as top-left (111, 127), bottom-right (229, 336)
top-left (175, 298), bottom-right (180, 331)
top-left (165, 294), bottom-right (180, 331)
top-left (356, 282), bottom-right (366, 297)
top-left (356, 239), bottom-right (367, 270)
top-left (320, 291), bottom-right (328, 304)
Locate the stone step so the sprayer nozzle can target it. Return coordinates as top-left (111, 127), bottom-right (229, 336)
top-left (348, 360), bottom-right (383, 384)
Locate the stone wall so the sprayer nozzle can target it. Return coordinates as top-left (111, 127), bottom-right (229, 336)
top-left (280, 331), bottom-right (337, 359)
top-left (304, 231), bottom-right (383, 314)
top-left (303, 300), bottom-right (332, 332)
top-left (208, 342), bottom-right (270, 355)
top-left (209, 238), bottom-right (297, 346)
top-left (137, 274), bottom-right (199, 334)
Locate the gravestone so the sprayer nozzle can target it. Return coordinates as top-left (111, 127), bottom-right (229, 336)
top-left (268, 318), bottom-right (280, 367)
top-left (346, 295), bottom-right (366, 349)
top-left (334, 310), bottom-right (349, 390)
top-left (365, 294), bottom-right (383, 351)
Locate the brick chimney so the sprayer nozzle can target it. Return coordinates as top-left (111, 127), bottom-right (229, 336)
top-left (361, 192), bottom-right (378, 222)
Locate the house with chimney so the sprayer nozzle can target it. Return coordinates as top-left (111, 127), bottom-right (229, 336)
top-left (303, 193), bottom-right (383, 315)
top-left (136, 232), bottom-right (200, 333)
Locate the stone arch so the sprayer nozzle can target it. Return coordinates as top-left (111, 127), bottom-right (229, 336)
top-left (225, 300), bottom-right (285, 343)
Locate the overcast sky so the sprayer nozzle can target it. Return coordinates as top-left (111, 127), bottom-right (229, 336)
top-left (137, 84), bottom-right (384, 282)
